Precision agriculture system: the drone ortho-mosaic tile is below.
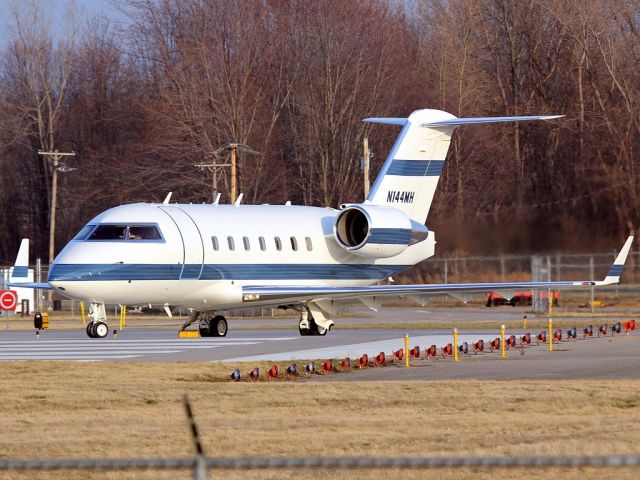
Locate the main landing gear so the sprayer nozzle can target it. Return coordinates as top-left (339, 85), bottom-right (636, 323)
top-left (298, 308), bottom-right (334, 336)
top-left (180, 311), bottom-right (228, 337)
top-left (86, 302), bottom-right (109, 338)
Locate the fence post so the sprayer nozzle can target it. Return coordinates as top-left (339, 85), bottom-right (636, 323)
top-left (590, 256), bottom-right (595, 313)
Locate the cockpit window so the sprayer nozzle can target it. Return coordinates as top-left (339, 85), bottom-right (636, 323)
top-left (88, 225), bottom-right (128, 240)
top-left (128, 225), bottom-right (161, 240)
top-left (73, 224), bottom-right (96, 241)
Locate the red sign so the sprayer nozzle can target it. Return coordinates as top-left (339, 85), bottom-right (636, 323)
top-left (0, 290), bottom-right (18, 311)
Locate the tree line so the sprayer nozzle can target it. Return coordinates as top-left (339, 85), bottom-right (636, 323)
top-left (0, 0), bottom-right (638, 264)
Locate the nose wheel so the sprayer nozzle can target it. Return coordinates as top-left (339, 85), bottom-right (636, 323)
top-left (86, 321), bottom-right (109, 338)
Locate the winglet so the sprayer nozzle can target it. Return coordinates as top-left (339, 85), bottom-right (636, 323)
top-left (10, 239), bottom-right (29, 280)
top-left (602, 236), bottom-right (634, 284)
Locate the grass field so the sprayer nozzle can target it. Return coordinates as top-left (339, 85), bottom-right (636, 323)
top-left (1, 362), bottom-right (640, 479)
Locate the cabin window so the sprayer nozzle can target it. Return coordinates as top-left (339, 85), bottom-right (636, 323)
top-left (88, 225), bottom-right (128, 240)
top-left (243, 236), bottom-right (250, 251)
top-left (259, 236), bottom-right (266, 251)
top-left (305, 237), bottom-right (313, 251)
top-left (128, 225), bottom-right (161, 240)
top-left (73, 224), bottom-right (96, 241)
top-left (227, 236), bottom-right (235, 251)
top-left (290, 236), bottom-right (298, 251)
top-left (274, 236), bottom-right (282, 251)
top-left (212, 236), bottom-right (219, 251)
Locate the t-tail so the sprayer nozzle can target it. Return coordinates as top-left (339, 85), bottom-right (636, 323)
top-left (365, 109), bottom-right (563, 224)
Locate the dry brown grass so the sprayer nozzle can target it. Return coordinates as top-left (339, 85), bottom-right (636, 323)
top-left (1, 362), bottom-right (640, 479)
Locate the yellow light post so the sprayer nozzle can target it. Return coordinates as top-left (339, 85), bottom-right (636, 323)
top-left (80, 302), bottom-right (85, 326)
top-left (453, 328), bottom-right (459, 362)
top-left (500, 325), bottom-right (506, 359)
top-left (548, 318), bottom-right (553, 352)
top-left (404, 335), bottom-right (409, 368)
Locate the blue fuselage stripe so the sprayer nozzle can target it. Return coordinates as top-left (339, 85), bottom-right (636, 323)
top-left (387, 160), bottom-right (444, 176)
top-left (48, 263), bottom-right (412, 282)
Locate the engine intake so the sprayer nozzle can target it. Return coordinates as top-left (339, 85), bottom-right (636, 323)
top-left (334, 204), bottom-right (427, 258)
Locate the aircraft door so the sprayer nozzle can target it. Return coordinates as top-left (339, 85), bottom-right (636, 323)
top-left (159, 206), bottom-right (204, 279)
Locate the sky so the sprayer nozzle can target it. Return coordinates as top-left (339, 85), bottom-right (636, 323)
top-left (0, 0), bottom-right (124, 47)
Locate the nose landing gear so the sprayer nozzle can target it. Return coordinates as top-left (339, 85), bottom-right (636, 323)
top-left (86, 303), bottom-right (109, 338)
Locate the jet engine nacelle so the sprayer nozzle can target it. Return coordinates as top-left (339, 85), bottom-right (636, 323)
top-left (333, 204), bottom-right (427, 258)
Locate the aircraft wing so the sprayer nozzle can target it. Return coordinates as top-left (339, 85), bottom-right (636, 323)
top-left (242, 236), bottom-right (634, 305)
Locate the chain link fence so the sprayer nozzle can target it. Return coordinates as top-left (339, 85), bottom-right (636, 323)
top-left (2, 249), bottom-right (640, 316)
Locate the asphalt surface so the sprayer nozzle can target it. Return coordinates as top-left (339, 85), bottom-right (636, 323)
top-left (0, 306), bottom-right (638, 380)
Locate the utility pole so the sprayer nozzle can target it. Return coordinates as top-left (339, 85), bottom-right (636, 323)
top-left (195, 143), bottom-right (258, 203)
top-left (363, 137), bottom-right (371, 199)
top-left (38, 150), bottom-right (75, 311)
top-left (38, 150), bottom-right (76, 265)
top-left (230, 144), bottom-right (238, 204)
top-left (194, 155), bottom-right (231, 202)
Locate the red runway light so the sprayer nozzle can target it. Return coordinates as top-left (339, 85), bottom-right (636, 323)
top-left (249, 367), bottom-right (260, 381)
top-left (506, 335), bottom-right (517, 348)
top-left (322, 359), bottom-right (334, 373)
top-left (375, 352), bottom-right (386, 366)
top-left (554, 329), bottom-right (562, 342)
top-left (441, 343), bottom-right (453, 357)
top-left (584, 325), bottom-right (594, 338)
top-left (624, 319), bottom-right (636, 334)
top-left (359, 354), bottom-right (369, 368)
top-left (425, 345), bottom-right (437, 359)
top-left (490, 338), bottom-right (501, 352)
top-left (473, 339), bottom-right (484, 353)
top-left (536, 330), bottom-right (547, 344)
top-left (393, 348), bottom-right (404, 362)
top-left (267, 365), bottom-right (279, 380)
top-left (598, 324), bottom-right (608, 336)
top-left (409, 346), bottom-right (420, 359)
top-left (520, 333), bottom-right (531, 345)
top-left (340, 357), bottom-right (351, 369)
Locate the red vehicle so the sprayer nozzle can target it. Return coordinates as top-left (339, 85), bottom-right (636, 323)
top-left (486, 290), bottom-right (559, 307)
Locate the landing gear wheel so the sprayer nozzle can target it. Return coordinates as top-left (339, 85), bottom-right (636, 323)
top-left (212, 315), bottom-right (228, 337)
top-left (315, 324), bottom-right (328, 336)
top-left (198, 316), bottom-right (211, 337)
top-left (86, 322), bottom-right (96, 338)
top-left (94, 321), bottom-right (109, 338)
top-left (299, 326), bottom-right (311, 336)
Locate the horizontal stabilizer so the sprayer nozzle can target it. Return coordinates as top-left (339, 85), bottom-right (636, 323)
top-left (363, 117), bottom-right (407, 126)
top-left (422, 115), bottom-right (564, 127)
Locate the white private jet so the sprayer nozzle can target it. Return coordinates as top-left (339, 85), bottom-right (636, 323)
top-left (9, 109), bottom-right (634, 338)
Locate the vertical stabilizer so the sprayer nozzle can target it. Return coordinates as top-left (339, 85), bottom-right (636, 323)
top-left (10, 239), bottom-right (29, 280)
top-left (365, 109), bottom-right (563, 224)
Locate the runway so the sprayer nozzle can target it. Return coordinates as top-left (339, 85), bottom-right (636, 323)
top-left (1, 327), bottom-right (639, 382)
top-left (1, 306), bottom-right (638, 379)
